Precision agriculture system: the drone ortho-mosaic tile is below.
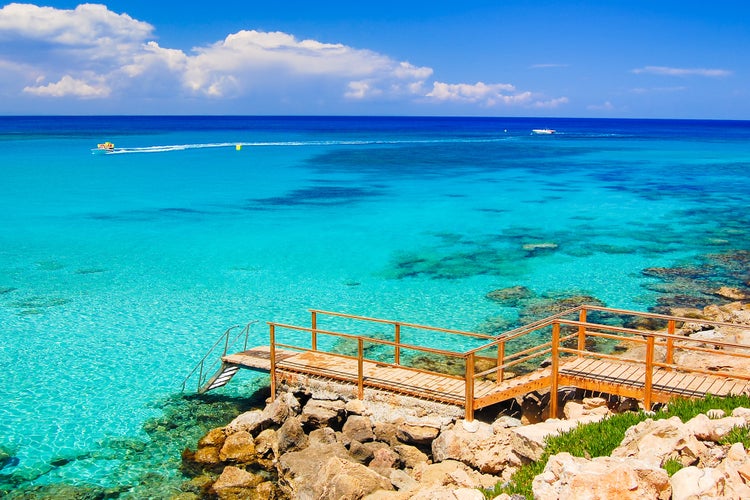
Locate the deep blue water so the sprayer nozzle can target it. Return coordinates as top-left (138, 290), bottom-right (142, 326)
top-left (1, 115), bottom-right (749, 493)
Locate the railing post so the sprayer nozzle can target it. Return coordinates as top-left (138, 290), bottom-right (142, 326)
top-left (394, 323), bottom-right (401, 365)
top-left (465, 352), bottom-right (475, 421)
top-left (197, 360), bottom-right (204, 392)
top-left (311, 311), bottom-right (318, 351)
top-left (223, 328), bottom-right (231, 356)
top-left (550, 322), bottom-right (560, 419)
top-left (269, 323), bottom-right (277, 402)
top-left (577, 308), bottom-right (587, 355)
top-left (496, 340), bottom-right (505, 384)
top-left (644, 335), bottom-right (654, 411)
top-left (357, 338), bottom-right (364, 399)
top-left (665, 320), bottom-right (675, 371)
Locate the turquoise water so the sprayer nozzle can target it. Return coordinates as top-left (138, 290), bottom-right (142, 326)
top-left (1, 116), bottom-right (749, 492)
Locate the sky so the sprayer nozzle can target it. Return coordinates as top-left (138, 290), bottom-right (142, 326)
top-left (0, 1), bottom-right (747, 118)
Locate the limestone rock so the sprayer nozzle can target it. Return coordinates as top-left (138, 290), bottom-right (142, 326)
top-left (261, 391), bottom-right (300, 424)
top-left (253, 428), bottom-right (278, 458)
top-left (412, 459), bottom-right (498, 490)
top-left (311, 456), bottom-right (393, 499)
top-left (276, 415), bottom-right (308, 453)
top-left (211, 465), bottom-right (264, 499)
top-left (225, 409), bottom-right (266, 436)
top-left (349, 440), bottom-right (389, 464)
top-left (301, 399), bottom-right (346, 429)
top-left (219, 430), bottom-right (256, 463)
top-left (277, 439), bottom-right (351, 497)
top-left (510, 416), bottom-right (605, 462)
top-left (532, 452), bottom-right (671, 500)
top-left (685, 413), bottom-right (747, 442)
top-left (369, 446), bottom-right (400, 473)
top-left (343, 415), bottom-right (375, 443)
top-left (198, 427), bottom-right (227, 448)
top-left (612, 417), bottom-right (708, 467)
top-left (397, 422), bottom-right (439, 445)
top-left (432, 420), bottom-right (520, 475)
top-left (393, 444), bottom-right (429, 469)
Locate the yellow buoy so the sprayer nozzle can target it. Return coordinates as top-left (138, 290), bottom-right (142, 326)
top-left (235, 144), bottom-right (242, 151)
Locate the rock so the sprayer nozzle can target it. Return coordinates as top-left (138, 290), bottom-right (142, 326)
top-left (396, 422), bottom-right (439, 445)
top-left (485, 286), bottom-right (535, 306)
top-left (262, 391), bottom-right (300, 424)
top-left (670, 466), bottom-right (726, 500)
top-left (510, 416), bottom-right (606, 462)
top-left (225, 409), bottom-right (267, 436)
top-left (211, 465), bottom-right (264, 499)
top-left (388, 468), bottom-right (419, 491)
top-left (492, 416), bottom-right (523, 430)
top-left (253, 428), bottom-right (278, 458)
top-left (311, 456), bottom-right (393, 499)
top-left (198, 427), bottom-right (227, 448)
top-left (612, 417), bottom-right (708, 467)
top-left (343, 415), bottom-right (375, 443)
top-left (345, 399), bottom-right (367, 415)
top-left (714, 286), bottom-right (748, 300)
top-left (191, 445), bottom-right (221, 465)
top-left (277, 416), bottom-right (308, 453)
top-left (432, 421), bottom-right (521, 476)
top-left (349, 440), bottom-right (389, 463)
top-left (278, 439), bottom-right (352, 498)
top-left (533, 453), bottom-right (671, 500)
top-left (374, 422), bottom-right (399, 445)
top-left (393, 444), bottom-right (429, 469)
top-left (301, 399), bottom-right (346, 429)
top-left (563, 397), bottom-right (611, 420)
top-left (412, 459), bottom-right (498, 489)
top-left (219, 430), bottom-right (256, 463)
top-left (369, 446), bottom-right (400, 473)
top-left (684, 413), bottom-right (747, 442)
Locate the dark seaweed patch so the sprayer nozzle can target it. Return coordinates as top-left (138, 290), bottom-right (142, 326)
top-left (249, 185), bottom-right (382, 208)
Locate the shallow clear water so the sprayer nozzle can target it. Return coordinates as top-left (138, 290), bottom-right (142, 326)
top-left (1, 116), bottom-right (749, 490)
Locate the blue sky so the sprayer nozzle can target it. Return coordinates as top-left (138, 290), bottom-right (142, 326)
top-left (0, 1), bottom-right (747, 118)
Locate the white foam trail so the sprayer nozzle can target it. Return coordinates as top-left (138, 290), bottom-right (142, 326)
top-left (106, 137), bottom-right (510, 154)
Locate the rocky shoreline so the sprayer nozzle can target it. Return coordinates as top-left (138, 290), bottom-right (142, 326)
top-left (179, 301), bottom-right (750, 499)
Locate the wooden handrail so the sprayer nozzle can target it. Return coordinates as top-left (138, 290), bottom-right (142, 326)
top-left (308, 308), bottom-right (496, 340)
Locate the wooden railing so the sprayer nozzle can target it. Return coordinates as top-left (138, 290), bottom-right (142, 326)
top-left (263, 306), bottom-right (750, 421)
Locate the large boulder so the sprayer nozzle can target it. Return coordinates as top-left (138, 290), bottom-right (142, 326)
top-left (684, 413), bottom-right (747, 442)
top-left (532, 452), bottom-right (671, 500)
top-left (310, 456), bottom-right (393, 499)
top-left (612, 416), bottom-right (708, 467)
top-left (432, 420), bottom-right (521, 476)
top-left (277, 437), bottom-right (351, 498)
top-left (343, 415), bottom-right (375, 444)
top-left (301, 399), bottom-right (346, 429)
top-left (211, 465), bottom-right (265, 500)
top-left (276, 415), bottom-right (308, 453)
top-left (219, 430), bottom-right (256, 462)
top-left (510, 416), bottom-right (605, 462)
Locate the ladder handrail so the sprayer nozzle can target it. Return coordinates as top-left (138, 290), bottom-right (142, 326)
top-left (181, 321), bottom-right (258, 392)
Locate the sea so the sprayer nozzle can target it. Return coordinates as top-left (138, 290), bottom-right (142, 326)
top-left (1, 116), bottom-right (749, 496)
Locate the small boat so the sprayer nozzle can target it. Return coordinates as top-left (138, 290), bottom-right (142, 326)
top-left (92, 142), bottom-right (115, 154)
top-left (531, 129), bottom-right (555, 135)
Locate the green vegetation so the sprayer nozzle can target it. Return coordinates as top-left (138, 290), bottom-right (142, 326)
top-left (484, 394), bottom-right (750, 499)
top-left (663, 458), bottom-right (684, 476)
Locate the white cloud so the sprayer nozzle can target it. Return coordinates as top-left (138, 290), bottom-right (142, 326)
top-left (23, 74), bottom-right (110, 97)
top-left (632, 66), bottom-right (731, 78)
top-left (587, 101), bottom-right (614, 111)
top-left (0, 3), bottom-right (153, 49)
top-left (0, 3), bottom-right (566, 111)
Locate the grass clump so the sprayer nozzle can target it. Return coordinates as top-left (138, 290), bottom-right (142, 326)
top-left (662, 458), bottom-right (683, 476)
top-left (485, 394), bottom-right (750, 499)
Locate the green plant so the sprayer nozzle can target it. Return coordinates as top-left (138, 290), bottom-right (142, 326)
top-left (719, 426), bottom-right (750, 449)
top-left (663, 458), bottom-right (683, 476)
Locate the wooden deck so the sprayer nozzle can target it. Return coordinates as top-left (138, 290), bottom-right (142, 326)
top-left (222, 347), bottom-right (750, 412)
top-left (182, 306), bottom-right (750, 420)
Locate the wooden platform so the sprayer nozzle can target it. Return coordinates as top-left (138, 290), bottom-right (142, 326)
top-left (222, 348), bottom-right (750, 411)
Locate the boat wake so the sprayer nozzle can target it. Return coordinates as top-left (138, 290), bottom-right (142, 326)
top-left (105, 137), bottom-right (510, 154)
